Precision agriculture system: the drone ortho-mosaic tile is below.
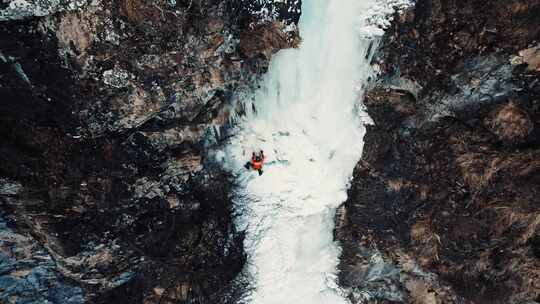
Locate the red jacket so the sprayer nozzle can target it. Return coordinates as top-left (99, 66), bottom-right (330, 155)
top-left (251, 154), bottom-right (264, 170)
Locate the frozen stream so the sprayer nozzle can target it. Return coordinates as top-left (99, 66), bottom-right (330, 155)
top-left (216, 0), bottom-right (409, 303)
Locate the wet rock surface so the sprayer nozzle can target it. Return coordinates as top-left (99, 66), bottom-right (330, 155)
top-left (338, 0), bottom-right (540, 303)
top-left (0, 0), bottom-right (298, 303)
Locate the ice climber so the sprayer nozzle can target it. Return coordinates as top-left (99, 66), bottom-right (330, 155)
top-left (245, 150), bottom-right (265, 176)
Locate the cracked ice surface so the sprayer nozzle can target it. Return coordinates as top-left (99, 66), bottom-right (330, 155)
top-left (216, 0), bottom-right (411, 303)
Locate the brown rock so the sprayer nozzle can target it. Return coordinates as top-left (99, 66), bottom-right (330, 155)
top-left (56, 8), bottom-right (98, 60)
top-left (239, 21), bottom-right (290, 60)
top-left (519, 45), bottom-right (540, 71)
top-left (405, 279), bottom-right (438, 304)
top-left (85, 248), bottom-right (113, 269)
top-left (110, 85), bottom-right (159, 130)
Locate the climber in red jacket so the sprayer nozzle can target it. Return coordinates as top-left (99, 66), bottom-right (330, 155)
top-left (245, 150), bottom-right (265, 176)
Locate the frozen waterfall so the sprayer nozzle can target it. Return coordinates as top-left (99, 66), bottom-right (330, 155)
top-left (216, 0), bottom-right (409, 303)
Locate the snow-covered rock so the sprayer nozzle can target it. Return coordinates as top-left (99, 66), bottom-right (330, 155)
top-left (0, 0), bottom-right (88, 21)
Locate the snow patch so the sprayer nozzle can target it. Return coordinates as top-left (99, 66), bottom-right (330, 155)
top-left (102, 67), bottom-right (130, 88)
top-left (0, 0), bottom-right (88, 21)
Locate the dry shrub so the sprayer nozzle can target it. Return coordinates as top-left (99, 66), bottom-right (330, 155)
top-left (456, 153), bottom-right (503, 190)
top-left (484, 101), bottom-right (534, 142)
top-left (475, 250), bottom-right (491, 273)
top-left (489, 206), bottom-right (540, 245)
top-left (410, 220), bottom-right (440, 267)
top-left (511, 2), bottom-right (531, 14)
top-left (515, 158), bottom-right (540, 178)
top-left (418, 184), bottom-right (429, 201)
top-left (287, 26), bottom-right (301, 48)
top-left (120, 0), bottom-right (144, 23)
top-left (387, 178), bottom-right (405, 191)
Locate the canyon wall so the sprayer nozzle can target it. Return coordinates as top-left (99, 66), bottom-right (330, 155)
top-left (337, 1), bottom-right (540, 303)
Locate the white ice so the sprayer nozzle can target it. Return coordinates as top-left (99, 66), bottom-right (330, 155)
top-left (216, 0), bottom-right (410, 303)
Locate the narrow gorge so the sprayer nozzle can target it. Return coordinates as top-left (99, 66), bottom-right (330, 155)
top-left (1, 1), bottom-right (539, 304)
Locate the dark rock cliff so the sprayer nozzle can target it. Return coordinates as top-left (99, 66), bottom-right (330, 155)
top-left (337, 0), bottom-right (540, 303)
top-left (0, 0), bottom-right (298, 303)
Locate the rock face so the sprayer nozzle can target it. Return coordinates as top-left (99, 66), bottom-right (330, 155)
top-left (337, 0), bottom-right (540, 303)
top-left (0, 0), bottom-right (298, 303)
top-left (0, 0), bottom-right (88, 20)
